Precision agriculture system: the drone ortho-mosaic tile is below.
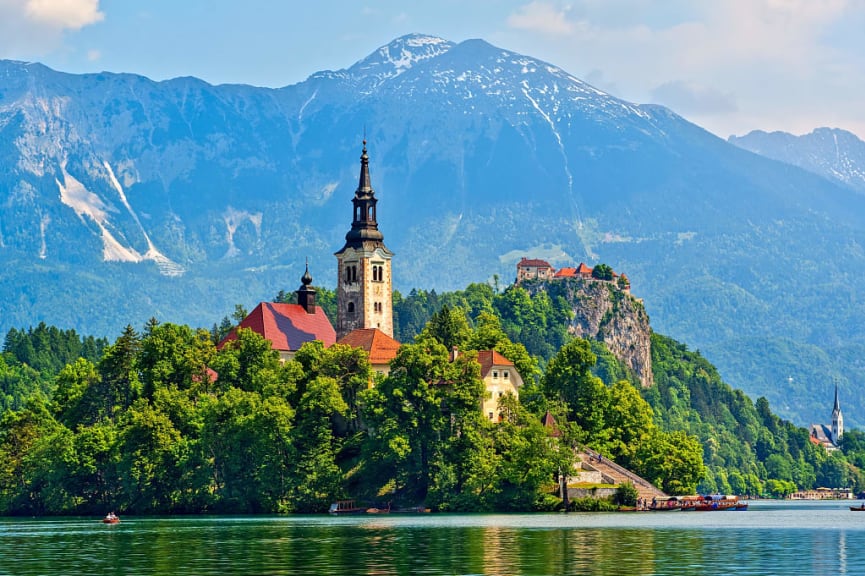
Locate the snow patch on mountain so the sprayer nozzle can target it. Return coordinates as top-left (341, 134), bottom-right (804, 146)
top-left (104, 161), bottom-right (184, 276)
top-left (222, 206), bottom-right (263, 259)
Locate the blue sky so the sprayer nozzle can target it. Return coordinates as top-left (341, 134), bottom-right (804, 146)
top-left (1, 0), bottom-right (863, 139)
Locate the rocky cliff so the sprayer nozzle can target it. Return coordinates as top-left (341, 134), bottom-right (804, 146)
top-left (529, 278), bottom-right (653, 388)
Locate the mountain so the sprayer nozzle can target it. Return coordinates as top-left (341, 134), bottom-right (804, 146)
top-left (729, 128), bottom-right (865, 193)
top-left (2, 33), bottom-right (865, 427)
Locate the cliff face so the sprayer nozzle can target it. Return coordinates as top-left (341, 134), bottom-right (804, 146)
top-left (531, 278), bottom-right (653, 387)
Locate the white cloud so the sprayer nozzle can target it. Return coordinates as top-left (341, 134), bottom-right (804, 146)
top-left (507, 1), bottom-right (575, 36)
top-left (0, 0), bottom-right (103, 58)
top-left (24, 0), bottom-right (104, 29)
top-left (499, 0), bottom-right (865, 137)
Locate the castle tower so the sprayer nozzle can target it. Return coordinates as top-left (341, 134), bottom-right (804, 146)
top-left (831, 384), bottom-right (844, 445)
top-left (335, 141), bottom-right (394, 338)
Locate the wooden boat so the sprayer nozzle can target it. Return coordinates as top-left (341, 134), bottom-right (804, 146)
top-left (648, 497), bottom-right (683, 511)
top-left (102, 514), bottom-right (120, 524)
top-left (693, 495), bottom-right (745, 511)
top-left (329, 500), bottom-right (366, 515)
top-left (849, 504), bottom-right (865, 511)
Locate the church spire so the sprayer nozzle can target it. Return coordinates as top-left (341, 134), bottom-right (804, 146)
top-left (834, 383), bottom-right (841, 412)
top-left (357, 140), bottom-right (373, 196)
top-left (341, 140), bottom-right (384, 247)
top-left (335, 139), bottom-right (394, 339)
top-left (831, 383), bottom-right (844, 445)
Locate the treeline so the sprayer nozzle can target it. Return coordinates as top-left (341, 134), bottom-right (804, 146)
top-left (2, 278), bottom-right (860, 514)
top-left (1, 323), bottom-right (106, 413)
top-left (0, 307), bottom-right (701, 515)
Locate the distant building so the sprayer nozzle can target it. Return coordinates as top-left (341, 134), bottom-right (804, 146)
top-left (516, 258), bottom-right (555, 283)
top-left (810, 385), bottom-right (844, 450)
top-left (337, 328), bottom-right (401, 377)
top-left (220, 266), bottom-right (336, 361)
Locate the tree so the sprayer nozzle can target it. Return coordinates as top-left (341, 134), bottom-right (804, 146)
top-left (419, 305), bottom-right (471, 350)
top-left (361, 339), bottom-right (451, 502)
top-left (592, 263), bottom-right (613, 281)
top-left (542, 338), bottom-right (609, 438)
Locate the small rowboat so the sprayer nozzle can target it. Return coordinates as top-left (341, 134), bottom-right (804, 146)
top-left (102, 514), bottom-right (120, 524)
top-left (849, 505), bottom-right (865, 511)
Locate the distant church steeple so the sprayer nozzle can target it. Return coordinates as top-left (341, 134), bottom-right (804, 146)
top-left (335, 140), bottom-right (394, 338)
top-left (831, 384), bottom-right (844, 445)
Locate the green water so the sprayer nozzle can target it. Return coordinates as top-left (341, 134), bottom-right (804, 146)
top-left (1, 501), bottom-right (862, 575)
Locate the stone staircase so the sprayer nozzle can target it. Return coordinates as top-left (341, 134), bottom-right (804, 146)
top-left (577, 449), bottom-right (666, 501)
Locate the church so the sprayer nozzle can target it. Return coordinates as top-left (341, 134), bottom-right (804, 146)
top-left (809, 385), bottom-right (844, 451)
top-left (222, 140), bottom-right (522, 419)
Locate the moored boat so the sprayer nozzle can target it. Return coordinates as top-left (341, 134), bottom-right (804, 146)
top-left (329, 500), bottom-right (366, 515)
top-left (693, 494), bottom-right (746, 511)
top-left (849, 504), bottom-right (865, 511)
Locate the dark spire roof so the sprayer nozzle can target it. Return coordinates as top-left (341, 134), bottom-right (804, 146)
top-left (357, 140), bottom-right (373, 197)
top-left (834, 384), bottom-right (841, 412)
top-left (301, 259), bottom-right (313, 286)
top-left (336, 140), bottom-right (390, 253)
top-left (296, 260), bottom-right (316, 313)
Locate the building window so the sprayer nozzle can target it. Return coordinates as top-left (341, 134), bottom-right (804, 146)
top-left (492, 370), bottom-right (499, 379)
top-left (503, 371), bottom-right (509, 380)
top-left (347, 302), bottom-right (355, 314)
top-left (372, 264), bottom-right (384, 282)
top-left (345, 264), bottom-right (358, 284)
top-left (498, 391), bottom-right (503, 398)
top-left (488, 412), bottom-right (494, 421)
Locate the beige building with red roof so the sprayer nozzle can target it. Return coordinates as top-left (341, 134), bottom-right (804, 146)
top-left (220, 266), bottom-right (336, 361)
top-left (450, 348), bottom-right (524, 422)
top-left (516, 257), bottom-right (555, 283)
top-left (337, 328), bottom-right (401, 377)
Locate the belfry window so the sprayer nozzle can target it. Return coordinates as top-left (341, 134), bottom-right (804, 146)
top-left (347, 302), bottom-right (355, 314)
top-left (345, 264), bottom-right (357, 284)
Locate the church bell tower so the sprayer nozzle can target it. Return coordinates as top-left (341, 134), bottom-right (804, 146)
top-left (335, 141), bottom-right (394, 338)
top-left (831, 384), bottom-right (844, 445)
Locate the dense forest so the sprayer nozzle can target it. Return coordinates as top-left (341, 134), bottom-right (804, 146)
top-left (1, 281), bottom-right (861, 515)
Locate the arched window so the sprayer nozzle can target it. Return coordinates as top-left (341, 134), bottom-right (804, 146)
top-left (347, 302), bottom-right (355, 314)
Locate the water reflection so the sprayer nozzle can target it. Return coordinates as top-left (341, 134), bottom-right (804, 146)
top-left (2, 503), bottom-right (865, 575)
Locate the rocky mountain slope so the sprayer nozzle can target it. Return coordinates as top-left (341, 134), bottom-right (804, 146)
top-left (2, 34), bottom-right (865, 426)
top-left (729, 128), bottom-right (865, 193)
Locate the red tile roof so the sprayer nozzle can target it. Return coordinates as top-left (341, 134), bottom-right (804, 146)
top-left (220, 301), bottom-right (336, 352)
top-left (518, 257), bottom-right (554, 269)
top-left (554, 267), bottom-right (577, 278)
top-left (541, 411), bottom-right (562, 437)
top-left (576, 263), bottom-right (594, 275)
top-left (337, 328), bottom-right (401, 364)
top-left (477, 350), bottom-right (514, 377)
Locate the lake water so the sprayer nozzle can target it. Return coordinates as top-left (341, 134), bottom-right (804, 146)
top-left (1, 500), bottom-right (862, 575)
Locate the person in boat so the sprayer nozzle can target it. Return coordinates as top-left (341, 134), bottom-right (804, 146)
top-left (105, 512), bottom-right (117, 520)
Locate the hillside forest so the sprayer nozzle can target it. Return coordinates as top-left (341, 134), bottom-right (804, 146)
top-left (2, 282), bottom-right (863, 515)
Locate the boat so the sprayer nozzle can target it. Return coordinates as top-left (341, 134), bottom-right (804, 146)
top-left (647, 497), bottom-right (683, 511)
top-left (849, 504), bottom-right (865, 511)
top-left (329, 500), bottom-right (367, 515)
top-left (102, 513), bottom-right (120, 524)
top-left (693, 494), bottom-right (746, 511)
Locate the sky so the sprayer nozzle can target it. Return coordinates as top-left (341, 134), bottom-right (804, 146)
top-left (1, 0), bottom-right (864, 140)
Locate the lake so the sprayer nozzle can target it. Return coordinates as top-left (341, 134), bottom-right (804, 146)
top-left (1, 500), bottom-right (862, 575)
